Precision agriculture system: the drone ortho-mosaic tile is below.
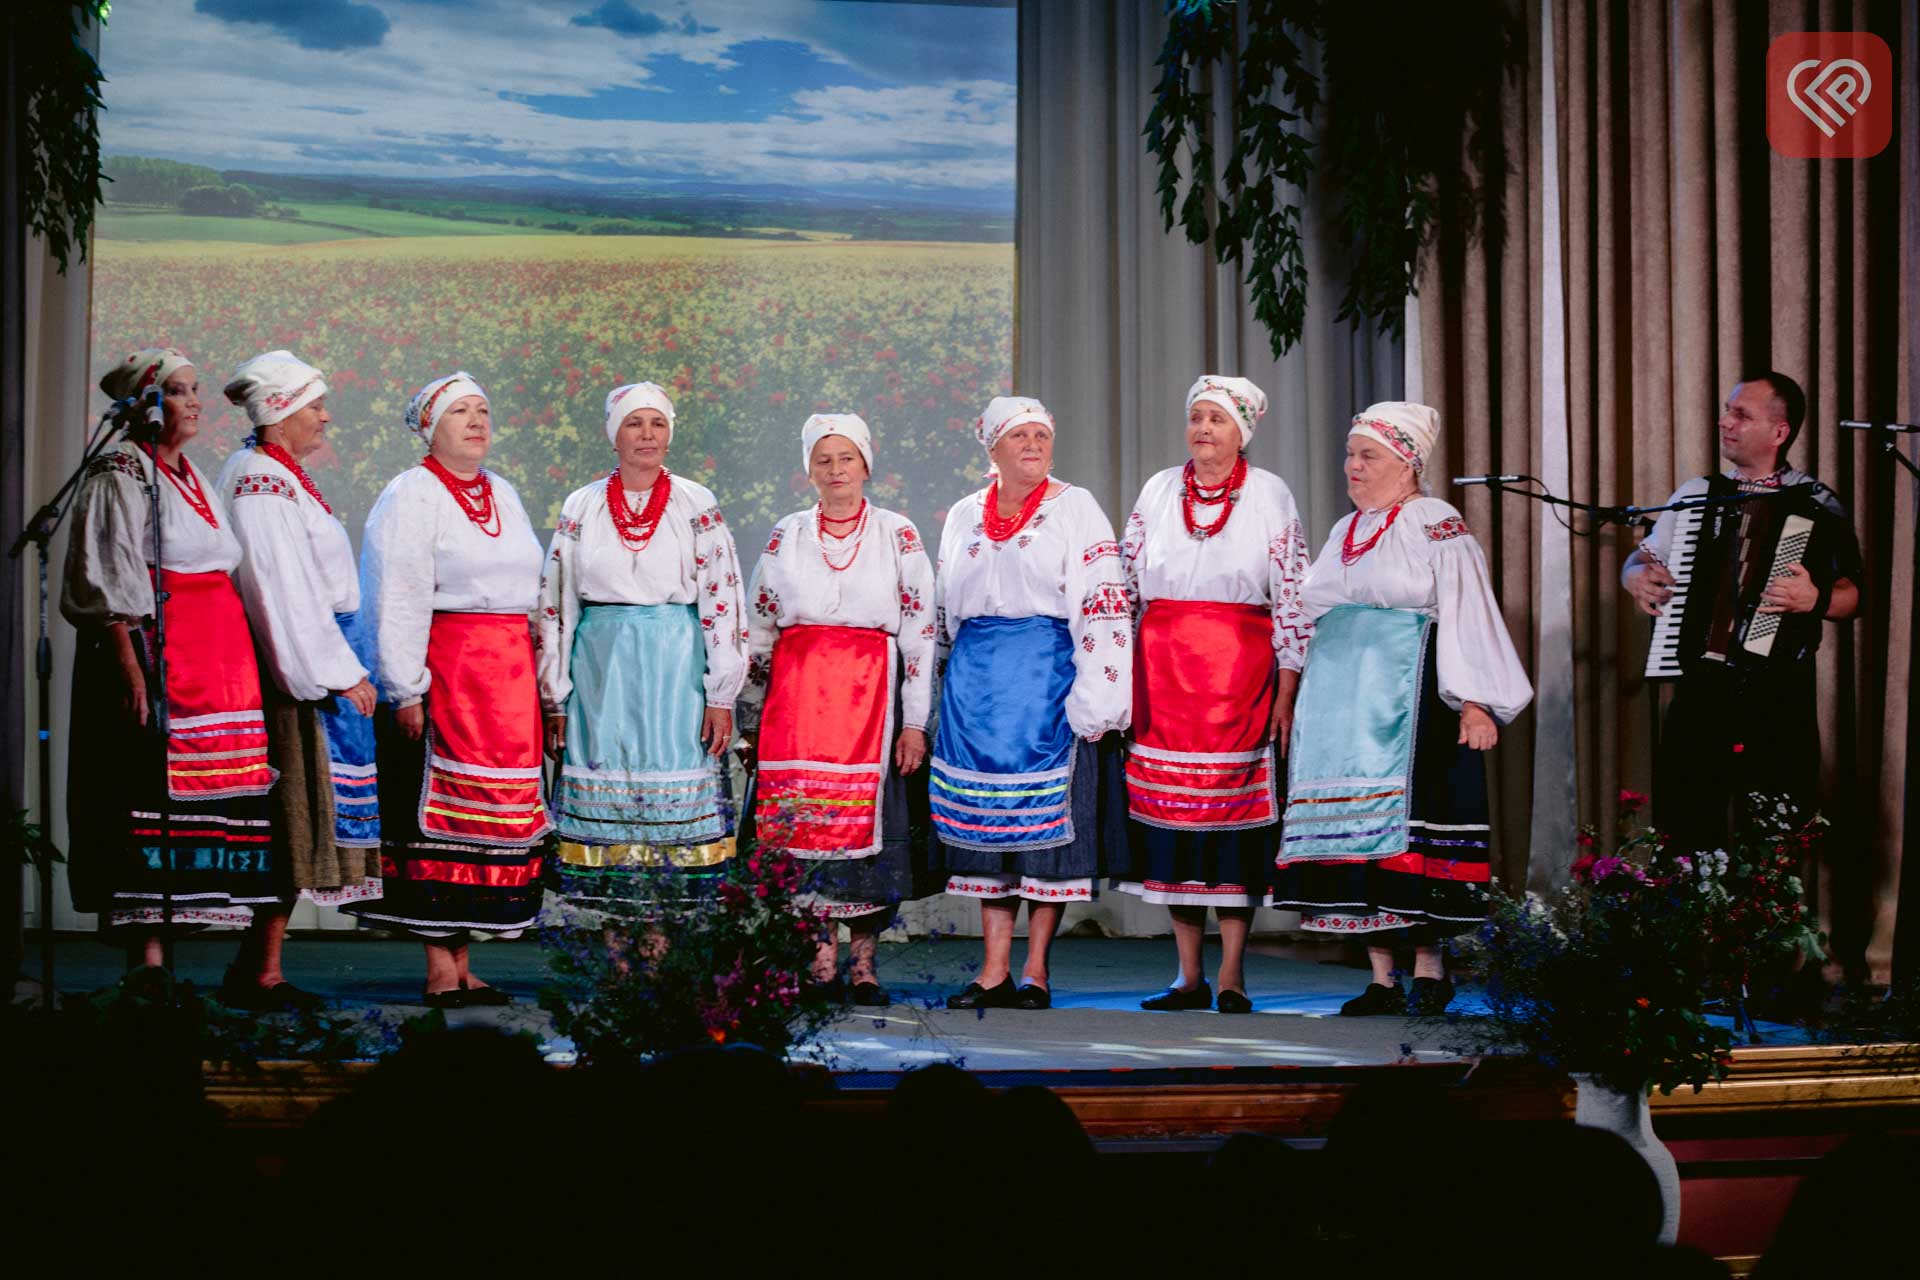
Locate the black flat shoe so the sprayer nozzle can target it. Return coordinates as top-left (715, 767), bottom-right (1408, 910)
top-left (1408, 976), bottom-right (1456, 1017)
top-left (423, 988), bottom-right (466, 1010)
top-left (850, 981), bottom-right (891, 1008)
top-left (1215, 988), bottom-right (1254, 1015)
top-left (1014, 984), bottom-right (1052, 1010)
top-left (1141, 982), bottom-right (1212, 1012)
top-left (219, 971), bottom-right (325, 1013)
top-left (1339, 982), bottom-right (1405, 1016)
top-left (459, 982), bottom-right (513, 1007)
top-left (947, 978), bottom-right (1019, 1010)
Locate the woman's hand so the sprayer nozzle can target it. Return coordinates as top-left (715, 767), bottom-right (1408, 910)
top-left (1269, 669), bottom-right (1300, 756)
top-left (1459, 702), bottom-right (1498, 750)
top-left (545, 713), bottom-right (567, 758)
top-left (333, 679), bottom-right (377, 718)
top-left (894, 727), bottom-right (928, 775)
top-left (396, 702), bottom-right (426, 741)
top-left (112, 625), bottom-right (149, 728)
top-left (701, 706), bottom-right (733, 757)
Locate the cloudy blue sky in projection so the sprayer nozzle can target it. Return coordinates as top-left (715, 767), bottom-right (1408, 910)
top-left (99, 0), bottom-right (1015, 201)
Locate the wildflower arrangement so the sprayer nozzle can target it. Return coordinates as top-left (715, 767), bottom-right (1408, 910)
top-left (1465, 791), bottom-right (1755, 1095)
top-left (539, 833), bottom-right (842, 1067)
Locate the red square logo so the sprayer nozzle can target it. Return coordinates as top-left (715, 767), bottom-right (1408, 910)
top-left (1768, 32), bottom-right (1893, 159)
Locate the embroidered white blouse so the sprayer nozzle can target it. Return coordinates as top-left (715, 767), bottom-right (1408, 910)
top-left (1300, 496), bottom-right (1533, 724)
top-left (61, 442), bottom-right (241, 626)
top-left (217, 448), bottom-right (367, 702)
top-left (935, 483), bottom-right (1132, 739)
top-left (360, 463), bottom-right (544, 708)
top-left (737, 504), bottom-right (938, 735)
top-left (535, 473), bottom-right (748, 713)
top-left (1121, 464), bottom-right (1314, 670)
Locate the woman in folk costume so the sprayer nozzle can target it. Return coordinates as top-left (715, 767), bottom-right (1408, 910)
top-left (935, 396), bottom-right (1131, 1011)
top-left (1113, 375), bottom-right (1312, 1014)
top-left (737, 414), bottom-right (936, 1007)
top-left (62, 348), bottom-right (283, 975)
top-left (536, 382), bottom-right (747, 905)
top-left (217, 354), bottom-right (383, 994)
top-left (1275, 402), bottom-right (1532, 1016)
top-left (348, 372), bottom-right (550, 1007)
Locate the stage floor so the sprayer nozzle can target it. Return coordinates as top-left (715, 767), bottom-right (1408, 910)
top-left (38, 935), bottom-right (1804, 1074)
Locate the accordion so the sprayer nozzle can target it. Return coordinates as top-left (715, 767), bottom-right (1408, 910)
top-left (1644, 478), bottom-right (1829, 681)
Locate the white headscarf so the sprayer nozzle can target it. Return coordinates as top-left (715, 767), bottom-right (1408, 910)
top-left (799, 413), bottom-right (873, 474)
top-left (100, 347), bottom-right (193, 404)
top-left (1185, 375), bottom-right (1267, 449)
top-left (1349, 401), bottom-right (1440, 474)
top-left (223, 350), bottom-right (327, 428)
top-left (405, 372), bottom-right (487, 444)
top-left (975, 395), bottom-right (1054, 457)
top-left (604, 381), bottom-right (676, 445)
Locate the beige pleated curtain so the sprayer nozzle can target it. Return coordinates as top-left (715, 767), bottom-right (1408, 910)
top-left (1417, 0), bottom-right (1920, 983)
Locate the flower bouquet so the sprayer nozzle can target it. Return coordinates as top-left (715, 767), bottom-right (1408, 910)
top-left (540, 836), bottom-right (843, 1068)
top-left (1463, 791), bottom-right (1734, 1096)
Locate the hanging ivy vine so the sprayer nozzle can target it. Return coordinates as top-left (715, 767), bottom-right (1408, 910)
top-left (18, 1), bottom-right (112, 274)
top-left (1145, 0), bottom-right (1520, 357)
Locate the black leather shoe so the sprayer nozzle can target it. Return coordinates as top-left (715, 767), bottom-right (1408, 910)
top-left (1408, 976), bottom-right (1456, 1017)
top-left (851, 981), bottom-right (891, 1008)
top-left (459, 982), bottom-right (514, 1007)
top-left (423, 988), bottom-right (466, 1010)
top-left (947, 978), bottom-right (1019, 1010)
top-left (1215, 988), bottom-right (1254, 1015)
top-left (1141, 982), bottom-right (1212, 1012)
top-left (1339, 982), bottom-right (1405, 1016)
top-left (1013, 984), bottom-right (1052, 1010)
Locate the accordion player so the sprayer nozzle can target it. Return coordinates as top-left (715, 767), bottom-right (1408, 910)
top-left (1624, 461), bottom-right (1863, 850)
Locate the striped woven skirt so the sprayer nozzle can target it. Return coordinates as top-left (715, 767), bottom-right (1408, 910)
top-left (1113, 599), bottom-right (1279, 909)
top-left (1272, 604), bottom-right (1490, 938)
top-left (551, 603), bottom-right (733, 907)
top-left (69, 570), bottom-right (283, 930)
top-left (347, 611), bottom-right (549, 938)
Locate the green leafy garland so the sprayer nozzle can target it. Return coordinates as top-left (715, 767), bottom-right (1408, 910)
top-left (18, 1), bottom-right (111, 274)
top-left (1145, 0), bottom-right (1519, 356)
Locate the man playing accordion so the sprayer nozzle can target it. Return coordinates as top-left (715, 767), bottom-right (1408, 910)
top-left (1621, 372), bottom-right (1862, 850)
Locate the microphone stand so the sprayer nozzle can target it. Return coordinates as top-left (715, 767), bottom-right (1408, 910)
top-left (5, 393), bottom-right (145, 1009)
top-left (142, 385), bottom-right (177, 984)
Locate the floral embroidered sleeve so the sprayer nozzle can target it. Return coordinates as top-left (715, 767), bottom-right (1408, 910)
top-left (229, 469), bottom-right (367, 701)
top-left (1120, 505), bottom-right (1147, 618)
top-left (361, 478), bottom-right (438, 708)
top-left (736, 523), bottom-right (783, 737)
top-left (691, 503), bottom-right (748, 709)
top-left (1267, 486), bottom-right (1314, 672)
top-left (535, 497), bottom-right (584, 715)
top-left (1063, 491), bottom-right (1132, 739)
top-left (892, 517), bottom-right (936, 732)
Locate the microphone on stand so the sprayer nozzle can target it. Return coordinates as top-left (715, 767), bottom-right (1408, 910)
top-left (1841, 419), bottom-right (1920, 433)
top-left (1454, 474), bottom-right (1528, 486)
top-left (143, 385), bottom-right (166, 432)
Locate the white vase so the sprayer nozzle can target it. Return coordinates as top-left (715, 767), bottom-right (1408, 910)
top-left (1571, 1074), bottom-right (1680, 1244)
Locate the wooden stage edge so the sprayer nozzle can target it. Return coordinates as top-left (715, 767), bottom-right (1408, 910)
top-left (206, 1042), bottom-right (1920, 1139)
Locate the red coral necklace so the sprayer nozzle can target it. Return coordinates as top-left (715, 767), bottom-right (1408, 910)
top-left (422, 454), bottom-right (500, 537)
top-left (1341, 502), bottom-right (1403, 566)
top-left (142, 445), bottom-right (220, 529)
top-left (982, 478), bottom-right (1048, 542)
top-left (254, 440), bottom-right (331, 513)
top-left (816, 499), bottom-right (869, 571)
top-left (1182, 456), bottom-right (1246, 540)
top-left (608, 467), bottom-right (672, 550)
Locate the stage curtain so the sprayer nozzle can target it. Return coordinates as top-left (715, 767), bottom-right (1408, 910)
top-left (962, 0), bottom-right (1403, 939)
top-left (1418, 0), bottom-right (1920, 983)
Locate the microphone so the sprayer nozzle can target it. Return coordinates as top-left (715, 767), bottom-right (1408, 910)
top-left (143, 385), bottom-right (165, 432)
top-left (1453, 474), bottom-right (1527, 486)
top-left (1841, 419), bottom-right (1920, 433)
